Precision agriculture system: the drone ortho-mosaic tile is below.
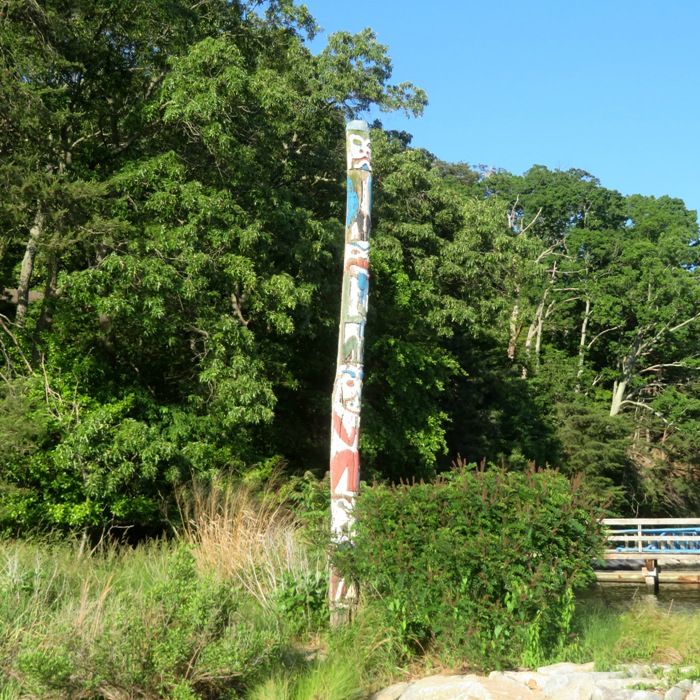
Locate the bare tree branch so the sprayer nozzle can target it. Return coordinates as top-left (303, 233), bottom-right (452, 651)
top-left (587, 325), bottom-right (621, 350)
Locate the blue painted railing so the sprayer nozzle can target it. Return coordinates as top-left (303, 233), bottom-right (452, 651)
top-left (604, 519), bottom-right (700, 555)
top-left (613, 527), bottom-right (700, 552)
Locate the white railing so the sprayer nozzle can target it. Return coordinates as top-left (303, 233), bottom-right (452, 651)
top-left (604, 518), bottom-right (700, 554)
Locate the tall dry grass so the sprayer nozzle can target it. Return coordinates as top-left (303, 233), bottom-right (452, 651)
top-left (175, 480), bottom-right (326, 610)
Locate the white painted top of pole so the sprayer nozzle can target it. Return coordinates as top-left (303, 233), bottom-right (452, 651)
top-left (346, 120), bottom-right (369, 132)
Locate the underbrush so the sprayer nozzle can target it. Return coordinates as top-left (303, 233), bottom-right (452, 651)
top-left (4, 473), bottom-right (699, 699)
top-left (559, 599), bottom-right (700, 672)
top-left (0, 539), bottom-right (284, 699)
top-left (0, 479), bottom-right (399, 700)
top-left (175, 478), bottom-right (328, 633)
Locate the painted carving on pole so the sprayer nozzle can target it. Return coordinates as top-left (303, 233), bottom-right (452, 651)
top-left (346, 177), bottom-right (372, 242)
top-left (330, 121), bottom-right (372, 618)
top-left (330, 569), bottom-right (358, 605)
top-left (340, 240), bottom-right (369, 361)
top-left (347, 133), bottom-right (372, 172)
top-left (330, 363), bottom-right (362, 542)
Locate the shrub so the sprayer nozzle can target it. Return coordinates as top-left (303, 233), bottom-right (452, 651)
top-left (332, 463), bottom-right (606, 670)
top-left (5, 542), bottom-right (284, 699)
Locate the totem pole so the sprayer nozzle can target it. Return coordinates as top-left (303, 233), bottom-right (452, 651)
top-left (329, 120), bottom-right (372, 625)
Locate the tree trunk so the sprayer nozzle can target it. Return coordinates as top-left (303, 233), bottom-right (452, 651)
top-left (32, 253), bottom-right (59, 363)
top-left (610, 379), bottom-right (627, 416)
top-left (610, 338), bottom-right (643, 416)
top-left (525, 263), bottom-right (558, 368)
top-left (507, 298), bottom-right (522, 361)
top-left (16, 208), bottom-right (45, 326)
top-left (525, 288), bottom-right (548, 364)
top-left (576, 298), bottom-right (592, 392)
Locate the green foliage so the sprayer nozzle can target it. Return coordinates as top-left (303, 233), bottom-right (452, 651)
top-left (260, 470), bottom-right (330, 558)
top-left (361, 131), bottom-right (536, 478)
top-left (273, 568), bottom-right (329, 635)
top-left (0, 0), bottom-right (432, 532)
top-left (247, 654), bottom-right (364, 700)
top-left (555, 399), bottom-right (632, 509)
top-left (2, 541), bottom-right (284, 699)
top-left (3, 0), bottom-right (700, 534)
top-left (0, 380), bottom-right (50, 459)
top-left (560, 601), bottom-right (700, 671)
top-left (479, 166), bottom-right (700, 514)
top-left (248, 602), bottom-right (402, 700)
top-left (333, 464), bottom-right (606, 670)
top-left (0, 509), bottom-right (394, 700)
top-left (0, 384), bottom-right (202, 533)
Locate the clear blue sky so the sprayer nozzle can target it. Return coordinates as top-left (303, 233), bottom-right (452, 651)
top-left (302, 0), bottom-right (700, 220)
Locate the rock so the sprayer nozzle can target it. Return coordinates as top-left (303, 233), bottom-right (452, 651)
top-left (399, 674), bottom-right (490, 700)
top-left (594, 692), bottom-right (663, 700)
top-left (398, 673), bottom-right (545, 699)
top-left (593, 690), bottom-right (638, 699)
top-left (373, 663), bottom-right (693, 700)
top-left (480, 676), bottom-right (546, 698)
top-left (625, 666), bottom-right (656, 679)
top-left (490, 670), bottom-right (546, 691)
top-left (372, 682), bottom-right (411, 700)
top-left (587, 673), bottom-right (629, 681)
top-left (538, 662), bottom-right (596, 676)
top-left (543, 672), bottom-right (596, 699)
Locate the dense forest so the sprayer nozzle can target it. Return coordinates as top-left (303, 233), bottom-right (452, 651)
top-left (2, 0), bottom-right (700, 535)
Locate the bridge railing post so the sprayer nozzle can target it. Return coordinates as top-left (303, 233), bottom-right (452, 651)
top-left (638, 522), bottom-right (642, 553)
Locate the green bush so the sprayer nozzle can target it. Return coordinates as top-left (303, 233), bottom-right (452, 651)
top-left (273, 568), bottom-right (329, 635)
top-left (333, 464), bottom-right (606, 670)
top-left (7, 544), bottom-right (284, 699)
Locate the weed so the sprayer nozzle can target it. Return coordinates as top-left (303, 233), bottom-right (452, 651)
top-left (0, 538), bottom-right (285, 699)
top-left (558, 601), bottom-right (700, 671)
top-left (274, 568), bottom-right (329, 635)
top-left (175, 479), bottom-right (326, 614)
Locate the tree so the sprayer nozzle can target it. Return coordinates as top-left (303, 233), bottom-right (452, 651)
top-left (0, 0), bottom-right (427, 532)
top-left (359, 135), bottom-right (559, 477)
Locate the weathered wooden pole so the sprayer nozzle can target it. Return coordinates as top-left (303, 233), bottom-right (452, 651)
top-left (329, 120), bottom-right (372, 626)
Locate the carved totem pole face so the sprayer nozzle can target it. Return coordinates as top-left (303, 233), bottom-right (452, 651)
top-left (348, 134), bottom-right (372, 171)
top-left (339, 366), bottom-right (363, 415)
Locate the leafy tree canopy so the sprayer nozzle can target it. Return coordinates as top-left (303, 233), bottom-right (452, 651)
top-left (2, 1), bottom-right (700, 533)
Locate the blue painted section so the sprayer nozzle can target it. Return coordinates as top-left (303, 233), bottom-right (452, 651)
top-left (357, 270), bottom-right (369, 304)
top-left (612, 527), bottom-right (700, 553)
top-left (346, 177), bottom-right (359, 226)
top-left (357, 270), bottom-right (368, 292)
top-left (342, 367), bottom-right (363, 380)
top-left (615, 528), bottom-right (700, 534)
top-left (615, 546), bottom-right (700, 552)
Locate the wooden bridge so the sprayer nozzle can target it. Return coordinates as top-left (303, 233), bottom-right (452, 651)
top-left (598, 519), bottom-right (700, 589)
